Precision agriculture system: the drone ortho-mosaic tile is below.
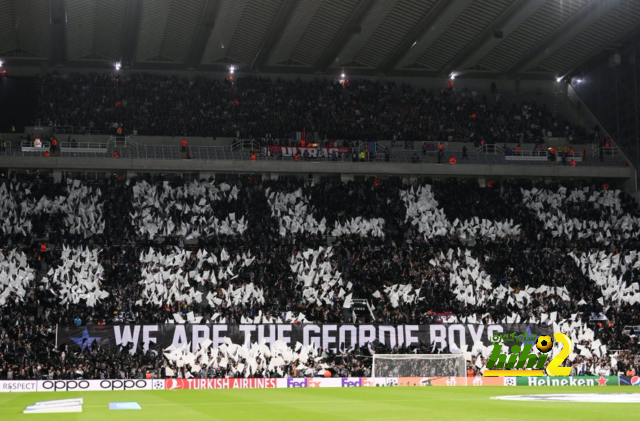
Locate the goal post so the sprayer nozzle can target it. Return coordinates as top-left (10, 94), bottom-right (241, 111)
top-left (372, 354), bottom-right (467, 378)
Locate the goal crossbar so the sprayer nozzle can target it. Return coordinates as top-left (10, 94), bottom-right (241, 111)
top-left (372, 354), bottom-right (467, 378)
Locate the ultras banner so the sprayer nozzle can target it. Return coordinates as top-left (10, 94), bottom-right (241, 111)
top-left (268, 146), bottom-right (350, 157)
top-left (57, 324), bottom-right (550, 353)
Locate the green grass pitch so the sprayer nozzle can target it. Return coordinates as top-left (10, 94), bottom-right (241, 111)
top-left (1, 387), bottom-right (638, 421)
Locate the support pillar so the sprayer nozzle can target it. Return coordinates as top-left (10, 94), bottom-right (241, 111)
top-left (200, 171), bottom-right (216, 180)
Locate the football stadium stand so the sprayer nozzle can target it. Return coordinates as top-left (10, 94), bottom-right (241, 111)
top-left (1, 0), bottom-right (640, 393)
top-left (0, 173), bottom-right (638, 380)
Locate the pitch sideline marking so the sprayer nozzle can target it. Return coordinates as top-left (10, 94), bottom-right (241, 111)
top-left (492, 394), bottom-right (640, 403)
top-left (1, 398), bottom-right (485, 410)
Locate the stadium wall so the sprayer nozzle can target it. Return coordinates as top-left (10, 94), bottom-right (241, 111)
top-left (15, 130), bottom-right (591, 152)
top-left (19, 131), bottom-right (237, 147)
top-left (10, 133), bottom-right (596, 157)
top-left (0, 155), bottom-right (634, 182)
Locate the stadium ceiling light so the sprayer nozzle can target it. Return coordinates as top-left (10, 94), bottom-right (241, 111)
top-left (229, 65), bottom-right (235, 74)
top-left (114, 62), bottom-right (121, 71)
top-left (450, 72), bottom-right (456, 80)
top-left (0, 59), bottom-right (4, 68)
top-left (341, 72), bottom-right (346, 78)
top-left (556, 76), bottom-right (563, 83)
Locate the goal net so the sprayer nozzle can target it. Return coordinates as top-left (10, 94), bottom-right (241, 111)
top-left (372, 354), bottom-right (467, 378)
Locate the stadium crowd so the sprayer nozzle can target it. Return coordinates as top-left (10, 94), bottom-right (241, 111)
top-left (37, 72), bottom-right (585, 144)
top-left (0, 172), bottom-right (639, 381)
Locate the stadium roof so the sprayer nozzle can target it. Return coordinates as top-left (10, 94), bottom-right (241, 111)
top-left (1, 0), bottom-right (639, 79)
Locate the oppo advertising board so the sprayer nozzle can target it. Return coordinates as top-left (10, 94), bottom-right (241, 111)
top-left (0, 379), bottom-right (159, 393)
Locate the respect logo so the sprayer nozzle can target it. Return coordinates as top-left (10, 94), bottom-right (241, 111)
top-left (483, 332), bottom-right (573, 377)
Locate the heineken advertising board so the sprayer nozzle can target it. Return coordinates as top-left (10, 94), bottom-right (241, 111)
top-left (515, 376), bottom-right (618, 387)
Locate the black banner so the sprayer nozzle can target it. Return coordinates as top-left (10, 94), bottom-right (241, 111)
top-left (57, 324), bottom-right (550, 353)
top-left (619, 376), bottom-right (640, 386)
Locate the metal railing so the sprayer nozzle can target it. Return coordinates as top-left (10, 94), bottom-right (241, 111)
top-left (60, 141), bottom-right (109, 151)
top-left (0, 136), bottom-right (626, 168)
top-left (592, 146), bottom-right (621, 157)
top-left (475, 144), bottom-right (504, 155)
top-left (114, 144), bottom-right (181, 160)
top-left (505, 150), bottom-right (551, 158)
top-left (21, 141), bottom-right (51, 151)
top-left (189, 146), bottom-right (236, 160)
top-left (0, 141), bottom-right (10, 156)
top-left (232, 139), bottom-right (261, 151)
top-left (115, 136), bottom-right (138, 149)
top-left (60, 140), bottom-right (109, 157)
top-left (52, 125), bottom-right (106, 135)
top-left (475, 144), bottom-right (587, 160)
top-left (102, 136), bottom-right (180, 160)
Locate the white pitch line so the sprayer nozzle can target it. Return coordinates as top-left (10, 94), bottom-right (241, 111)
top-left (3, 398), bottom-right (485, 410)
